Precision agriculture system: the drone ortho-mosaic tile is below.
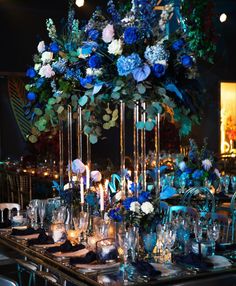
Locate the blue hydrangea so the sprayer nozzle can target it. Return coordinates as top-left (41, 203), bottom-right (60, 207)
top-left (152, 63), bottom-right (165, 78)
top-left (122, 197), bottom-right (137, 210)
top-left (26, 67), bottom-right (36, 78)
top-left (74, 68), bottom-right (81, 81)
top-left (116, 53), bottom-right (142, 76)
top-left (52, 58), bottom-right (67, 74)
top-left (124, 27), bottom-right (138, 45)
top-left (108, 208), bottom-right (123, 222)
top-left (138, 191), bottom-right (150, 204)
top-left (88, 29), bottom-right (100, 41)
top-left (80, 76), bottom-right (94, 88)
top-left (88, 54), bottom-right (102, 69)
top-left (192, 169), bottom-right (204, 180)
top-left (144, 44), bottom-right (169, 65)
top-left (49, 42), bottom-right (60, 53)
top-left (181, 55), bottom-right (193, 68)
top-left (172, 39), bottom-right (185, 51)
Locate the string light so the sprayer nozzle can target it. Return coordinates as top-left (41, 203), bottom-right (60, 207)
top-left (75, 0), bottom-right (84, 7)
top-left (219, 13), bottom-right (227, 23)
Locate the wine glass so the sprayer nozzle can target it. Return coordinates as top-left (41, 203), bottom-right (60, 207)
top-left (26, 206), bottom-right (36, 228)
top-left (221, 175), bottom-right (230, 194)
top-left (73, 212), bottom-right (88, 243)
top-left (231, 176), bottom-right (236, 192)
top-left (194, 220), bottom-right (203, 257)
top-left (141, 230), bottom-right (157, 261)
top-left (207, 223), bottom-right (220, 256)
top-left (38, 200), bottom-right (47, 229)
top-left (179, 177), bottom-right (186, 194)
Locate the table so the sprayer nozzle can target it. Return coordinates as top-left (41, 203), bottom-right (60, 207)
top-left (1, 231), bottom-right (236, 286)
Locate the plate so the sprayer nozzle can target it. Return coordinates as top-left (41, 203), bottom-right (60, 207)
top-left (75, 262), bottom-right (120, 273)
top-left (52, 248), bottom-right (89, 258)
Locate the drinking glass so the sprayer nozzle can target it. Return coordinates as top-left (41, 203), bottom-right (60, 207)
top-left (221, 175), bottom-right (230, 194)
top-left (73, 212), bottom-right (88, 242)
top-left (207, 223), bottom-right (220, 256)
top-left (179, 177), bottom-right (186, 194)
top-left (231, 176), bottom-right (236, 192)
top-left (26, 206), bottom-right (36, 228)
top-left (141, 231), bottom-right (157, 261)
top-left (38, 200), bottom-right (47, 228)
top-left (194, 220), bottom-right (203, 257)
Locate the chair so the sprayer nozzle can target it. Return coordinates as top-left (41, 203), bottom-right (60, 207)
top-left (6, 172), bottom-right (20, 204)
top-left (0, 203), bottom-right (20, 223)
top-left (36, 271), bottom-right (61, 286)
top-left (0, 275), bottom-right (19, 286)
top-left (19, 174), bottom-right (32, 209)
top-left (181, 187), bottom-right (216, 216)
top-left (15, 258), bottom-right (38, 286)
top-left (168, 205), bottom-right (198, 222)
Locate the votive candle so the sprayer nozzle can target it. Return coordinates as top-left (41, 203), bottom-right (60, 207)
top-left (80, 177), bottom-right (84, 204)
top-left (86, 165), bottom-right (90, 190)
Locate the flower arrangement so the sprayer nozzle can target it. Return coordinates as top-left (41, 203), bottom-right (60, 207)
top-left (25, 0), bottom-right (215, 144)
top-left (174, 138), bottom-right (220, 189)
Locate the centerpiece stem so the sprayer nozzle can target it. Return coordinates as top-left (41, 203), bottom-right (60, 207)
top-left (141, 102), bottom-right (146, 192)
top-left (120, 100), bottom-right (126, 196)
top-left (86, 135), bottom-right (91, 190)
top-left (155, 114), bottom-right (161, 205)
top-left (67, 105), bottom-right (73, 189)
top-left (77, 106), bottom-right (83, 161)
top-left (59, 119), bottom-right (64, 191)
top-left (133, 102), bottom-right (139, 197)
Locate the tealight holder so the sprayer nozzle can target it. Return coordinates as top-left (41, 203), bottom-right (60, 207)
top-left (51, 223), bottom-right (66, 243)
top-left (67, 229), bottom-right (80, 246)
top-left (96, 238), bottom-right (118, 263)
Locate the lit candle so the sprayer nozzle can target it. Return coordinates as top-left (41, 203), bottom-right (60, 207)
top-left (86, 165), bottom-right (90, 190)
top-left (67, 229), bottom-right (79, 246)
top-left (99, 184), bottom-right (104, 212)
top-left (80, 177), bottom-right (84, 204)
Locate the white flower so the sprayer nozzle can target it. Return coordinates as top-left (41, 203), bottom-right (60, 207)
top-left (108, 39), bottom-right (123, 55)
top-left (178, 161), bottom-right (186, 172)
top-left (37, 41), bottom-right (46, 53)
top-left (39, 64), bottom-right (55, 78)
top-left (130, 201), bottom-right (141, 213)
top-left (34, 63), bottom-right (41, 71)
top-left (72, 159), bottom-right (85, 174)
top-left (102, 24), bottom-right (114, 43)
top-left (41, 51), bottom-right (53, 63)
top-left (202, 159), bottom-right (212, 171)
top-left (86, 68), bottom-right (103, 76)
top-left (64, 182), bottom-right (72, 190)
top-left (214, 168), bottom-right (221, 178)
top-left (141, 202), bottom-right (154, 214)
top-left (91, 170), bottom-right (102, 182)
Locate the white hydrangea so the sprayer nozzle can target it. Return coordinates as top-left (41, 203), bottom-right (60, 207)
top-left (202, 159), bottom-right (212, 171)
top-left (41, 51), bottom-right (53, 64)
top-left (108, 39), bottom-right (123, 55)
top-left (144, 44), bottom-right (169, 66)
top-left (141, 202), bottom-right (154, 214)
top-left (39, 64), bottom-right (55, 78)
top-left (34, 63), bottom-right (41, 71)
top-left (130, 201), bottom-right (141, 213)
top-left (86, 68), bottom-right (103, 76)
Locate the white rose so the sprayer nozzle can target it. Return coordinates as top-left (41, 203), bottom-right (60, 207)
top-left (41, 51), bottom-right (53, 63)
top-left (39, 64), bottom-right (55, 78)
top-left (91, 170), bottom-right (102, 182)
top-left (102, 24), bottom-right (114, 43)
top-left (141, 202), bottom-right (154, 214)
top-left (34, 63), bottom-right (41, 71)
top-left (108, 39), bottom-right (123, 55)
top-left (130, 201), bottom-right (141, 213)
top-left (178, 161), bottom-right (186, 172)
top-left (37, 41), bottom-right (46, 53)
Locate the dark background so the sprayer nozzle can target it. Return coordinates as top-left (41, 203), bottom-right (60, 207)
top-left (0, 0), bottom-right (236, 162)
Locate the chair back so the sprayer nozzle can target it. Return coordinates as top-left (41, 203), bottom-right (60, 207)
top-left (19, 174), bottom-right (32, 209)
top-left (181, 187), bottom-right (215, 216)
top-left (230, 192), bottom-right (236, 242)
top-left (206, 212), bottom-right (229, 242)
top-left (168, 205), bottom-right (198, 222)
top-left (0, 203), bottom-right (20, 222)
top-left (0, 275), bottom-right (19, 286)
top-left (6, 172), bottom-right (20, 203)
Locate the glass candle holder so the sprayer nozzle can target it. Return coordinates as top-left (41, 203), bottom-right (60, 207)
top-left (51, 223), bottom-right (66, 243)
top-left (96, 238), bottom-right (118, 263)
top-left (67, 229), bottom-right (80, 246)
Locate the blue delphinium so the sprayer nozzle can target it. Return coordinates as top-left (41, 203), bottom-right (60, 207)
top-left (88, 54), bottom-right (102, 69)
top-left (88, 29), bottom-right (100, 41)
top-left (172, 39), bottom-right (185, 51)
top-left (152, 63), bottom-right (165, 78)
top-left (122, 197), bottom-right (137, 210)
top-left (35, 78), bottom-right (45, 89)
top-left (117, 53), bottom-right (142, 76)
top-left (49, 42), bottom-right (60, 53)
top-left (124, 27), bottom-right (138, 45)
top-left (109, 208), bottom-right (123, 222)
top-left (52, 58), bottom-right (67, 74)
top-left (138, 191), bottom-right (150, 204)
top-left (27, 91), bottom-right (37, 101)
top-left (181, 55), bottom-right (193, 68)
top-left (64, 68), bottom-right (75, 80)
top-left (26, 67), bottom-right (36, 78)
top-left (107, 0), bottom-right (121, 23)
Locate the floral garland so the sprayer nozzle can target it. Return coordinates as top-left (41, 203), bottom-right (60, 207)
top-left (25, 0), bottom-right (215, 144)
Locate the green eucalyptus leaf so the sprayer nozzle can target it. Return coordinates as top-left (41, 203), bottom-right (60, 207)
top-left (113, 86), bottom-right (122, 92)
top-left (57, 106), bottom-right (64, 114)
top-left (89, 134), bottom-right (98, 144)
top-left (29, 135), bottom-right (38, 143)
top-left (136, 121), bottom-right (145, 129)
top-left (145, 121), bottom-right (155, 131)
top-left (103, 114), bottom-right (111, 122)
top-left (103, 122), bottom-right (110, 130)
top-left (152, 102), bottom-right (163, 114)
top-left (84, 125), bottom-right (91, 135)
top-left (137, 83), bottom-right (146, 94)
top-left (111, 92), bottom-right (120, 100)
top-left (48, 98), bottom-right (56, 105)
top-left (34, 108), bottom-right (43, 116)
top-left (79, 95), bottom-right (88, 107)
top-left (133, 93), bottom-right (142, 100)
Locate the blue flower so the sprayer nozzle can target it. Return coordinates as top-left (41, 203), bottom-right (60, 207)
top-left (181, 55), bottom-right (193, 68)
top-left (132, 64), bottom-right (151, 82)
top-left (109, 208), bottom-right (123, 222)
top-left (52, 58), bottom-right (67, 74)
top-left (172, 39), bottom-right (184, 51)
top-left (35, 78), bottom-right (45, 89)
top-left (192, 169), bottom-right (204, 180)
top-left (27, 92), bottom-right (37, 101)
top-left (122, 197), bottom-right (137, 210)
top-left (185, 168), bottom-right (193, 174)
top-left (64, 68), bottom-right (75, 80)
top-left (88, 54), bottom-right (102, 69)
top-left (88, 29), bottom-right (100, 41)
top-left (138, 191), bottom-right (150, 204)
top-left (124, 27), bottom-right (138, 45)
top-left (49, 42), bottom-right (60, 53)
top-left (152, 63), bottom-right (165, 78)
top-left (117, 53), bottom-right (142, 76)
top-left (129, 182), bottom-right (142, 193)
top-left (26, 67), bottom-right (36, 78)
top-left (80, 76), bottom-right (94, 88)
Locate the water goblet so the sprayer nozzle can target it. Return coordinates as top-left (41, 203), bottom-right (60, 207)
top-left (231, 176), bottom-right (236, 192)
top-left (221, 175), bottom-right (230, 194)
top-left (207, 223), bottom-right (220, 256)
top-left (194, 220), bottom-right (203, 258)
top-left (141, 230), bottom-right (157, 261)
top-left (38, 200), bottom-right (47, 229)
top-left (26, 206), bottom-right (36, 228)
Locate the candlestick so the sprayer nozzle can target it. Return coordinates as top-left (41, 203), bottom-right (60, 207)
top-left (141, 102), bottom-right (146, 192)
top-left (133, 102), bottom-right (139, 197)
top-left (77, 106), bottom-right (83, 161)
top-left (155, 113), bottom-right (161, 207)
top-left (120, 100), bottom-right (126, 195)
top-left (99, 184), bottom-right (104, 213)
top-left (59, 120), bottom-right (64, 191)
top-left (80, 177), bottom-right (85, 204)
top-left (67, 105), bottom-right (73, 189)
top-left (86, 165), bottom-right (90, 190)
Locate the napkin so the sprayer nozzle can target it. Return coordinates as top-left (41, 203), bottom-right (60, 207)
top-left (0, 219), bottom-right (11, 229)
top-left (174, 252), bottom-right (214, 270)
top-left (27, 229), bottom-right (54, 246)
top-left (11, 227), bottom-right (41, 236)
top-left (70, 251), bottom-right (97, 265)
top-left (205, 255), bottom-right (231, 268)
top-left (131, 261), bottom-right (162, 277)
top-left (46, 240), bottom-right (85, 253)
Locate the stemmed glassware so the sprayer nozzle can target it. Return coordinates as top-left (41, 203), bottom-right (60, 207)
top-left (179, 177), bottom-right (186, 194)
top-left (26, 205), bottom-right (36, 228)
top-left (38, 200), bottom-right (47, 229)
top-left (194, 220), bottom-right (203, 258)
top-left (207, 222), bottom-right (220, 256)
top-left (160, 225), bottom-right (176, 263)
top-left (141, 230), bottom-right (157, 261)
top-left (221, 175), bottom-right (230, 194)
top-left (73, 212), bottom-right (88, 243)
top-left (231, 176), bottom-right (236, 192)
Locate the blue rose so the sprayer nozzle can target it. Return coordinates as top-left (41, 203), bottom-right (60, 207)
top-left (35, 78), bottom-right (45, 89)
top-left (49, 42), bottom-right (60, 53)
top-left (26, 67), bottom-right (36, 78)
top-left (88, 54), bottom-right (102, 69)
top-left (132, 64), bottom-right (151, 82)
top-left (27, 92), bottom-right (37, 101)
top-left (181, 55), bottom-right (193, 68)
top-left (80, 76), bottom-right (94, 88)
top-left (122, 197), bottom-right (137, 210)
top-left (124, 27), bottom-right (138, 45)
top-left (172, 39), bottom-right (184, 51)
top-left (109, 208), bottom-right (123, 222)
top-left (152, 63), bottom-right (165, 78)
top-left (138, 191), bottom-right (150, 204)
top-left (192, 169), bottom-right (204, 180)
top-left (88, 29), bottom-right (100, 41)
